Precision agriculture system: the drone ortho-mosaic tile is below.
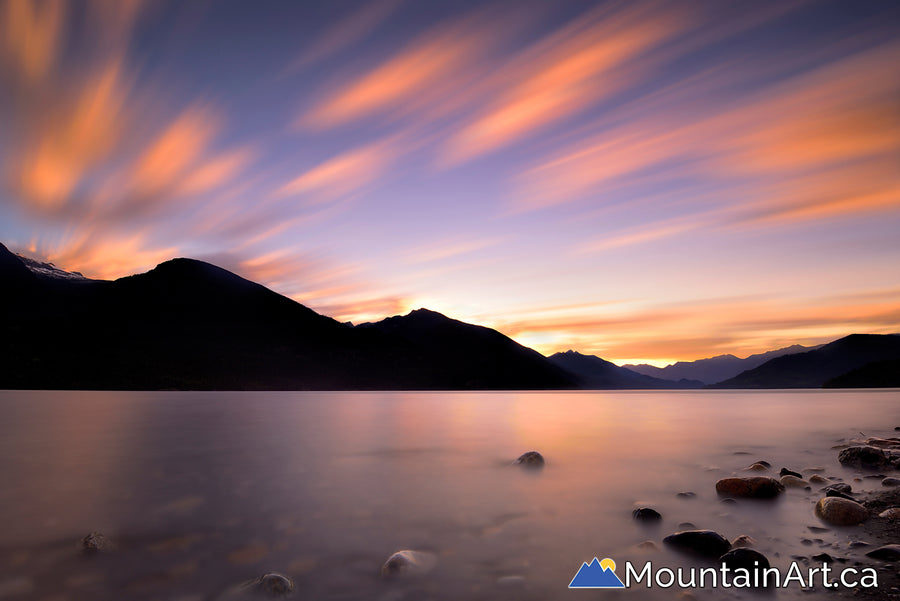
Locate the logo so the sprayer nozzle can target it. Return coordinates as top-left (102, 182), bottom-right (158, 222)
top-left (569, 557), bottom-right (626, 588)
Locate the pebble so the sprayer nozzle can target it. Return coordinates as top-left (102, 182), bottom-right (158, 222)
top-left (663, 530), bottom-right (731, 558)
top-left (677, 491), bottom-right (697, 499)
top-left (879, 507), bottom-right (900, 519)
top-left (255, 573), bottom-right (294, 596)
top-left (780, 468), bottom-right (803, 478)
top-left (719, 548), bottom-right (770, 573)
top-left (715, 477), bottom-right (784, 499)
top-left (81, 531), bottom-right (112, 553)
top-left (865, 545), bottom-right (900, 561)
top-left (814, 497), bottom-right (869, 526)
top-left (513, 451), bottom-right (544, 468)
top-left (808, 474), bottom-right (829, 484)
top-left (381, 550), bottom-right (438, 577)
top-left (743, 462), bottom-right (770, 472)
top-left (780, 475), bottom-right (809, 488)
top-left (882, 477), bottom-right (900, 487)
top-left (632, 507), bottom-right (662, 522)
top-left (731, 535), bottom-right (756, 548)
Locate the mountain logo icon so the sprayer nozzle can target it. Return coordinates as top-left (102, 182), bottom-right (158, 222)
top-left (568, 557), bottom-right (626, 588)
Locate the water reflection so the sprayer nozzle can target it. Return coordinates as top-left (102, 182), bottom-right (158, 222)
top-left (0, 390), bottom-right (897, 599)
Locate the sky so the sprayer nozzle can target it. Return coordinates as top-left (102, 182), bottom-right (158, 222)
top-left (1, 0), bottom-right (898, 366)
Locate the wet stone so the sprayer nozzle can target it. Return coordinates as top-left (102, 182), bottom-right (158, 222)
top-left (825, 489), bottom-right (856, 501)
top-left (732, 535), bottom-right (756, 548)
top-left (716, 477), bottom-right (784, 499)
top-left (808, 474), bottom-right (829, 484)
top-left (381, 550), bottom-right (438, 578)
top-left (865, 545), bottom-right (900, 561)
top-left (255, 573), bottom-right (294, 596)
top-left (677, 491), bottom-right (697, 499)
top-left (513, 451), bottom-right (544, 468)
top-left (878, 508), bottom-right (900, 519)
top-left (781, 475), bottom-right (809, 488)
top-left (81, 531), bottom-right (112, 553)
top-left (719, 548), bottom-right (770, 578)
top-left (882, 477), bottom-right (900, 487)
top-left (822, 482), bottom-right (852, 494)
top-left (838, 446), bottom-right (894, 470)
top-left (743, 462), bottom-right (770, 472)
top-left (814, 497), bottom-right (869, 526)
top-left (780, 468), bottom-right (803, 478)
top-left (663, 530), bottom-right (731, 558)
top-left (632, 507), bottom-right (662, 522)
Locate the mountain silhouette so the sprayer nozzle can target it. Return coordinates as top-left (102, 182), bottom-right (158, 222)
top-left (569, 558), bottom-right (625, 588)
top-left (623, 345), bottom-right (815, 385)
top-left (0, 244), bottom-right (576, 390)
top-left (548, 350), bottom-right (702, 389)
top-left (711, 334), bottom-right (900, 388)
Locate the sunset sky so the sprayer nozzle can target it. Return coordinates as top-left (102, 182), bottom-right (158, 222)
top-left (1, 0), bottom-right (898, 366)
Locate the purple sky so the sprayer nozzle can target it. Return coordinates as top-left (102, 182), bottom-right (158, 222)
top-left (1, 0), bottom-right (898, 365)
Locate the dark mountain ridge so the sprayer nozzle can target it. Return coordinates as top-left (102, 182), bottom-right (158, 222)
top-left (624, 344), bottom-right (816, 385)
top-left (548, 350), bottom-right (703, 389)
top-left (711, 334), bottom-right (900, 388)
top-left (0, 243), bottom-right (575, 390)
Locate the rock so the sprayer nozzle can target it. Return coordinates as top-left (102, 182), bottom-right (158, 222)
top-left (663, 530), bottom-right (731, 558)
top-left (879, 508), bottom-right (900, 519)
top-left (731, 535), bottom-right (756, 548)
top-left (882, 477), bottom-right (900, 487)
top-left (677, 522), bottom-right (696, 530)
top-left (814, 497), bottom-right (869, 526)
top-left (636, 540), bottom-right (659, 551)
top-left (719, 548), bottom-right (770, 575)
top-left (780, 468), bottom-right (802, 478)
top-left (632, 507), bottom-right (662, 522)
top-left (720, 498), bottom-right (737, 504)
top-left (822, 482), bottom-right (851, 494)
top-left (808, 475), bottom-right (829, 484)
top-left (496, 575), bottom-right (526, 587)
top-left (780, 475), bottom-right (808, 488)
top-left (81, 531), bottom-right (112, 553)
top-left (826, 490), bottom-right (856, 501)
top-left (812, 553), bottom-right (836, 563)
top-left (861, 437), bottom-right (900, 448)
top-left (838, 446), bottom-right (892, 470)
top-left (715, 477), bottom-right (784, 499)
top-left (743, 462), bottom-right (770, 472)
top-left (865, 544), bottom-right (900, 561)
top-left (513, 451), bottom-right (544, 468)
top-left (676, 491), bottom-right (696, 499)
top-left (381, 550), bottom-right (438, 577)
top-left (255, 573), bottom-right (294, 596)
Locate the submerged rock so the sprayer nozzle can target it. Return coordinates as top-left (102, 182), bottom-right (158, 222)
top-left (513, 451), bottom-right (544, 468)
top-left (743, 462), bottom-right (770, 472)
top-left (632, 507), bottom-right (662, 522)
top-left (731, 535), bottom-right (756, 548)
top-left (814, 497), bottom-right (868, 526)
top-left (780, 475), bottom-right (808, 488)
top-left (780, 468), bottom-right (802, 478)
top-left (255, 573), bottom-right (294, 596)
top-left (838, 446), bottom-right (895, 470)
top-left (878, 507), bottom-right (900, 519)
top-left (381, 550), bottom-right (437, 578)
top-left (825, 489), bottom-right (856, 501)
top-left (81, 531), bottom-right (112, 553)
top-left (822, 482), bottom-right (852, 494)
top-left (715, 477), bottom-right (784, 499)
top-left (663, 530), bottom-right (731, 558)
top-left (808, 474), bottom-right (829, 484)
top-left (882, 477), bottom-right (900, 487)
top-left (719, 548), bottom-right (770, 576)
top-left (865, 544), bottom-right (900, 561)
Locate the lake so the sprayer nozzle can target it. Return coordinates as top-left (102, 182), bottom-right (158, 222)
top-left (0, 390), bottom-right (898, 600)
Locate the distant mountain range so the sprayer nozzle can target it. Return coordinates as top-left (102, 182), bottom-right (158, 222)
top-left (623, 345), bottom-right (819, 386)
top-left (1, 242), bottom-right (897, 390)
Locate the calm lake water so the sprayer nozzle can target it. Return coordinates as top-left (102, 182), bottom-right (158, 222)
top-left (0, 390), bottom-right (898, 600)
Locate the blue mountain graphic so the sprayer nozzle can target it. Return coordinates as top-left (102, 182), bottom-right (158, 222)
top-left (568, 557), bottom-right (626, 588)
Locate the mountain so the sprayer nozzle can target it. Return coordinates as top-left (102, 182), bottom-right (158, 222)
top-left (711, 334), bottom-right (900, 388)
top-left (0, 243), bottom-right (577, 390)
top-left (624, 345), bottom-right (815, 385)
top-left (823, 359), bottom-right (900, 388)
top-left (548, 350), bottom-right (703, 389)
top-left (359, 309), bottom-right (575, 389)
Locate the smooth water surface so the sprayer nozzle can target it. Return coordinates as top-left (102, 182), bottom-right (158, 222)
top-left (0, 390), bottom-right (897, 600)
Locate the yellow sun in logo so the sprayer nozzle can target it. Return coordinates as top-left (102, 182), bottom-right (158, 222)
top-left (600, 558), bottom-right (616, 571)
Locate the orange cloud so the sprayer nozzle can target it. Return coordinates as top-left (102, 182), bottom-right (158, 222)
top-left (1, 0), bottom-right (65, 82)
top-left (276, 140), bottom-right (394, 204)
top-left (132, 105), bottom-right (220, 194)
top-left (442, 4), bottom-right (685, 164)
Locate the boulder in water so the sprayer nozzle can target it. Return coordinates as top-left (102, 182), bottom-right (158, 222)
top-left (663, 530), bottom-right (731, 558)
top-left (715, 477), bottom-right (784, 499)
